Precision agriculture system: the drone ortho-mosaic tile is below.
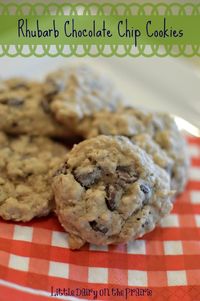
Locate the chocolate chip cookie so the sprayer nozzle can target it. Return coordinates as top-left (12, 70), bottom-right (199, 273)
top-left (144, 111), bottom-right (189, 194)
top-left (53, 135), bottom-right (173, 249)
top-left (0, 132), bottom-right (67, 222)
top-left (0, 78), bottom-right (70, 137)
top-left (44, 65), bottom-right (123, 130)
top-left (80, 108), bottom-right (189, 194)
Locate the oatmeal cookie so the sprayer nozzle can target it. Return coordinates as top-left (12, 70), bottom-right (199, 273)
top-left (0, 132), bottom-right (67, 222)
top-left (53, 135), bottom-right (173, 249)
top-left (144, 112), bottom-right (190, 193)
top-left (81, 108), bottom-right (189, 194)
top-left (0, 78), bottom-right (70, 137)
top-left (44, 65), bottom-right (123, 129)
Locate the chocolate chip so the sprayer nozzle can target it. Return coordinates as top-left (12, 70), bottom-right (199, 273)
top-left (8, 98), bottom-right (24, 106)
top-left (142, 220), bottom-right (149, 229)
top-left (140, 184), bottom-right (150, 194)
top-left (116, 165), bottom-right (138, 187)
top-left (105, 184), bottom-right (122, 211)
top-left (73, 167), bottom-right (101, 188)
top-left (89, 220), bottom-right (108, 234)
top-left (11, 121), bottom-right (18, 127)
top-left (27, 172), bottom-right (33, 177)
top-left (171, 169), bottom-right (176, 178)
top-left (54, 162), bottom-right (68, 176)
top-left (140, 184), bottom-right (151, 205)
top-left (41, 99), bottom-right (51, 114)
top-left (0, 97), bottom-right (24, 106)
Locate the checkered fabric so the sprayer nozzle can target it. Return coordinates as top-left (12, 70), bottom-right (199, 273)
top-left (0, 136), bottom-right (200, 301)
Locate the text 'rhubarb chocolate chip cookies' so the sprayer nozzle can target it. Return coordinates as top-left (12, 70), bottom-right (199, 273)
top-left (53, 135), bottom-right (173, 249)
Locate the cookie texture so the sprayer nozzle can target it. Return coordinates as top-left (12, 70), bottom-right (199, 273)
top-left (144, 111), bottom-right (189, 194)
top-left (80, 108), bottom-right (189, 194)
top-left (0, 132), bottom-right (67, 222)
top-left (53, 135), bottom-right (173, 249)
top-left (44, 65), bottom-right (123, 129)
top-left (0, 78), bottom-right (70, 137)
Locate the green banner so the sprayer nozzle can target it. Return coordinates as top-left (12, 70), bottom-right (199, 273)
top-left (0, 16), bottom-right (199, 46)
top-left (0, 3), bottom-right (199, 57)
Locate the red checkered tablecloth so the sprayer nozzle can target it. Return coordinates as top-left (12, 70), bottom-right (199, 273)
top-left (0, 136), bottom-right (200, 301)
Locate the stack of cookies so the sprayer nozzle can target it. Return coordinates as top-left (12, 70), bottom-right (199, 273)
top-left (0, 65), bottom-right (189, 249)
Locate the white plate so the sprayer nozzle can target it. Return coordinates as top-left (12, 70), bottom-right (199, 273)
top-left (0, 57), bottom-right (199, 134)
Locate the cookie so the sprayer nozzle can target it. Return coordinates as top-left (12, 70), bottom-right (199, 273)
top-left (0, 132), bottom-right (67, 222)
top-left (132, 133), bottom-right (174, 173)
top-left (79, 109), bottom-right (146, 138)
top-left (44, 65), bottom-right (123, 130)
top-left (80, 108), bottom-right (189, 194)
top-left (0, 78), bottom-right (70, 137)
top-left (144, 112), bottom-right (190, 193)
top-left (53, 135), bottom-right (173, 249)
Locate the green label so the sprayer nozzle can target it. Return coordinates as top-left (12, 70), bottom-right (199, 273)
top-left (0, 3), bottom-right (199, 57)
